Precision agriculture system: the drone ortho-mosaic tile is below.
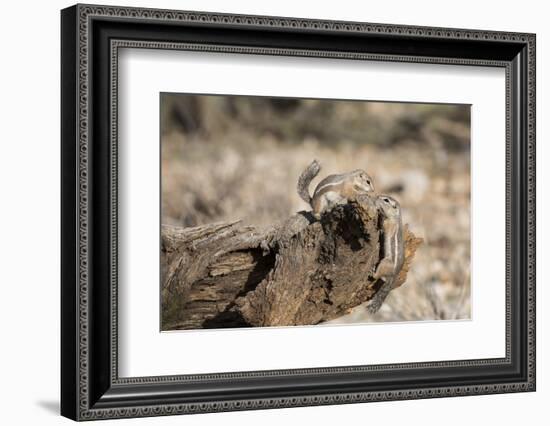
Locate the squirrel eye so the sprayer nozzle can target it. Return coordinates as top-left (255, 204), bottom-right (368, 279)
top-left (366, 179), bottom-right (371, 184)
top-left (384, 198), bottom-right (389, 202)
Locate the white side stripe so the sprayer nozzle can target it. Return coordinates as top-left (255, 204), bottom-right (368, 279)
top-left (315, 180), bottom-right (345, 193)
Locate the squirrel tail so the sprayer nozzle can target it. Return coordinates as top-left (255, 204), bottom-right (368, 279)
top-left (297, 159), bottom-right (321, 205)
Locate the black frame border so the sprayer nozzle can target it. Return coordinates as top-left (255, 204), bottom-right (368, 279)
top-left (61, 4), bottom-right (535, 421)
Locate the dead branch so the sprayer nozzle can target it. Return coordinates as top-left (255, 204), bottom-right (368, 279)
top-left (161, 194), bottom-right (422, 330)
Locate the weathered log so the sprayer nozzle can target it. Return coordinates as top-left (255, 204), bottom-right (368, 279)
top-left (161, 194), bottom-right (422, 330)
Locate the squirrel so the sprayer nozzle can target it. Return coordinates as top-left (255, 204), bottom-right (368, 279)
top-left (297, 159), bottom-right (375, 219)
top-left (366, 194), bottom-right (405, 314)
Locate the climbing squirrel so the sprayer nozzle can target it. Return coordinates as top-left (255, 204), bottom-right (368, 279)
top-left (366, 194), bottom-right (405, 314)
top-left (297, 159), bottom-right (375, 219)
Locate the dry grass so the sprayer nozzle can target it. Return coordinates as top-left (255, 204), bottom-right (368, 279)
top-left (161, 96), bottom-right (471, 323)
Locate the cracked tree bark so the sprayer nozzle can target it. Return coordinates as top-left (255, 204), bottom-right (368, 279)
top-left (161, 194), bottom-right (422, 330)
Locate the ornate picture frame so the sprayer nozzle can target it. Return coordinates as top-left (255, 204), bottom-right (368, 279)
top-left (61, 4), bottom-right (535, 421)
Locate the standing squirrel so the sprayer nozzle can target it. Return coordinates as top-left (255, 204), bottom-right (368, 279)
top-left (297, 159), bottom-right (375, 219)
top-left (366, 195), bottom-right (405, 314)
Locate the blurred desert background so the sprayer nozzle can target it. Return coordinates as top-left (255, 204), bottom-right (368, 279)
top-left (161, 93), bottom-right (471, 324)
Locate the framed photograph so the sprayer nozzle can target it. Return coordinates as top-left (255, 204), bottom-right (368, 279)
top-left (61, 4), bottom-right (536, 421)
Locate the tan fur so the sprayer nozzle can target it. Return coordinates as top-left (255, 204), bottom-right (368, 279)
top-left (296, 161), bottom-right (375, 219)
top-left (367, 195), bottom-right (405, 314)
top-left (310, 171), bottom-right (374, 219)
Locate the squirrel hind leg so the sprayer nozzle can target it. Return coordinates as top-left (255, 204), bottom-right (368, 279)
top-left (312, 196), bottom-right (326, 220)
top-left (313, 193), bottom-right (343, 219)
top-left (366, 287), bottom-right (390, 314)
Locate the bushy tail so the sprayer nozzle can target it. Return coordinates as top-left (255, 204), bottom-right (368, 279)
top-left (297, 159), bottom-right (321, 205)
